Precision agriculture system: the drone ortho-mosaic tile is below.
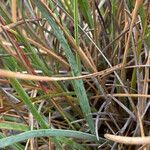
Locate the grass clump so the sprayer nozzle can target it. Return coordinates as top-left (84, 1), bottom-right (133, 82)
top-left (0, 0), bottom-right (149, 149)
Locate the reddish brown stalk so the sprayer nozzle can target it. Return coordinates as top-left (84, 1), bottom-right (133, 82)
top-left (1, 16), bottom-right (78, 128)
top-left (0, 17), bottom-right (51, 93)
top-left (0, 17), bottom-right (35, 75)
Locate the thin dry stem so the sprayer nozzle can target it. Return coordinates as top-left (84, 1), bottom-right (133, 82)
top-left (104, 134), bottom-right (150, 145)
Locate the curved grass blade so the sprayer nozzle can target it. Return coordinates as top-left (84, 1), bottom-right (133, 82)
top-left (0, 129), bottom-right (98, 148)
top-left (0, 132), bottom-right (24, 150)
top-left (10, 78), bottom-right (66, 149)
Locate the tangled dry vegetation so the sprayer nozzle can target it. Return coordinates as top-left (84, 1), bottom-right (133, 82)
top-left (0, 0), bottom-right (150, 149)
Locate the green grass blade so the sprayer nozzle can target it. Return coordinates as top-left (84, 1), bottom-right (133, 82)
top-left (0, 122), bottom-right (29, 131)
top-left (0, 132), bottom-right (24, 150)
top-left (32, 0), bottom-right (95, 133)
top-left (9, 78), bottom-right (66, 149)
top-left (0, 129), bottom-right (98, 148)
top-left (74, 0), bottom-right (79, 44)
top-left (10, 78), bottom-right (49, 129)
top-left (78, 0), bottom-right (93, 28)
top-left (74, 0), bottom-right (81, 71)
top-left (0, 2), bottom-right (12, 24)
